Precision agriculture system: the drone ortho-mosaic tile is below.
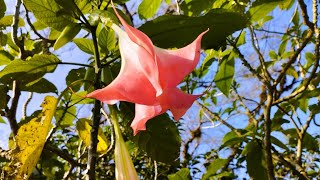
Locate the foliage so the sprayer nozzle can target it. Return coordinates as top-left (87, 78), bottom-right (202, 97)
top-left (0, 0), bottom-right (320, 179)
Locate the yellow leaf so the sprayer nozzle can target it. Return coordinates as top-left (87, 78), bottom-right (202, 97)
top-left (11, 96), bottom-right (58, 179)
top-left (76, 118), bottom-right (108, 155)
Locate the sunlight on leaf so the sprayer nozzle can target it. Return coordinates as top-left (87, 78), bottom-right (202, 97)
top-left (76, 118), bottom-right (108, 155)
top-left (9, 96), bottom-right (58, 179)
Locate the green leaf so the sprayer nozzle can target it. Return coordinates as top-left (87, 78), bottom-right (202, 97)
top-left (278, 37), bottom-right (288, 56)
top-left (49, 28), bottom-right (61, 40)
top-left (9, 96), bottom-right (58, 179)
top-left (66, 68), bottom-right (86, 92)
top-left (199, 49), bottom-right (216, 78)
top-left (139, 9), bottom-right (249, 49)
top-left (0, 15), bottom-right (24, 27)
top-left (0, 54), bottom-right (60, 85)
top-left (134, 114), bottom-right (181, 163)
top-left (202, 159), bottom-right (229, 179)
top-left (249, 0), bottom-right (286, 22)
top-left (269, 50), bottom-right (278, 60)
top-left (23, 0), bottom-right (75, 31)
top-left (0, 116), bottom-right (5, 124)
top-left (271, 118), bottom-right (290, 131)
top-left (0, 50), bottom-right (14, 66)
top-left (271, 136), bottom-right (289, 151)
top-left (168, 168), bottom-right (190, 180)
top-left (286, 67), bottom-right (298, 78)
top-left (214, 54), bottom-right (234, 97)
top-left (20, 78), bottom-right (58, 94)
top-left (181, 0), bottom-right (216, 16)
top-left (73, 38), bottom-right (95, 54)
top-left (76, 118), bottom-right (108, 155)
top-left (84, 66), bottom-right (95, 91)
top-left (221, 130), bottom-right (245, 148)
top-left (278, 0), bottom-right (295, 10)
top-left (89, 9), bottom-right (119, 27)
top-left (0, 0), bottom-right (6, 19)
top-left (236, 30), bottom-right (246, 46)
top-left (98, 28), bottom-right (117, 53)
top-left (245, 141), bottom-right (268, 180)
top-left (70, 91), bottom-right (94, 104)
top-left (55, 105), bottom-right (76, 127)
top-left (54, 23), bottom-right (81, 50)
top-left (283, 129), bottom-right (318, 152)
top-left (138, 0), bottom-right (162, 19)
top-left (298, 97), bottom-right (309, 113)
top-left (291, 7), bottom-right (300, 26)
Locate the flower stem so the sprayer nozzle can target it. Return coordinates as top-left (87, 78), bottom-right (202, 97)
top-left (109, 106), bottom-right (139, 180)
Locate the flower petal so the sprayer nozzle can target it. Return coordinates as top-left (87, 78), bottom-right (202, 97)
top-left (158, 88), bottom-right (200, 120)
top-left (155, 30), bottom-right (208, 88)
top-left (130, 104), bottom-right (164, 135)
top-left (87, 30), bottom-right (157, 105)
top-left (112, 3), bottom-right (162, 96)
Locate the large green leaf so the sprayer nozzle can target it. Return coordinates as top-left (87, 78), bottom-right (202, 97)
top-left (168, 168), bottom-right (190, 180)
top-left (9, 96), bottom-right (58, 179)
top-left (53, 23), bottom-right (81, 50)
top-left (0, 15), bottom-right (25, 27)
top-left (66, 67), bottom-right (86, 92)
top-left (139, 9), bottom-right (249, 49)
top-left (23, 0), bottom-right (75, 31)
top-left (138, 0), bottom-right (162, 19)
top-left (0, 0), bottom-right (6, 19)
top-left (55, 105), bottom-right (76, 127)
top-left (73, 38), bottom-right (95, 54)
top-left (214, 53), bottom-right (234, 97)
top-left (98, 28), bottom-right (117, 54)
top-left (134, 114), bottom-right (181, 164)
top-left (0, 54), bottom-right (60, 85)
top-left (76, 118), bottom-right (108, 155)
top-left (20, 78), bottom-right (58, 93)
top-left (202, 158), bottom-right (229, 179)
top-left (0, 50), bottom-right (14, 66)
top-left (244, 141), bottom-right (268, 180)
top-left (248, 0), bottom-right (286, 22)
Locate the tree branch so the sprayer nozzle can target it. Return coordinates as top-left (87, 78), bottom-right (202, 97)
top-left (45, 144), bottom-right (86, 168)
top-left (227, 39), bottom-right (267, 86)
top-left (87, 26), bottom-right (102, 180)
top-left (264, 93), bottom-right (275, 180)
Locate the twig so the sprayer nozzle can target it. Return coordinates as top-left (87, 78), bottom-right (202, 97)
top-left (227, 39), bottom-right (267, 85)
top-left (100, 108), bottom-right (114, 154)
top-left (22, 92), bottom-right (33, 120)
top-left (297, 0), bottom-right (314, 30)
top-left (154, 161), bottom-right (158, 180)
top-left (274, 30), bottom-right (313, 86)
top-left (264, 93), bottom-right (275, 180)
top-left (45, 143), bottom-right (86, 167)
top-left (249, 27), bottom-right (272, 82)
top-left (271, 146), bottom-right (309, 180)
top-left (197, 102), bottom-right (241, 136)
top-left (297, 113), bottom-right (314, 164)
top-left (175, 0), bottom-right (180, 14)
top-left (12, 0), bottom-right (24, 54)
top-left (7, 81), bottom-right (20, 136)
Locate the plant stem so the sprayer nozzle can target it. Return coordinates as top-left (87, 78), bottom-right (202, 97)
top-left (264, 93), bottom-right (275, 180)
top-left (87, 27), bottom-right (102, 180)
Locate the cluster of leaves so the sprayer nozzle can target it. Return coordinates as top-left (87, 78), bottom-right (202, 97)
top-left (0, 0), bottom-right (319, 179)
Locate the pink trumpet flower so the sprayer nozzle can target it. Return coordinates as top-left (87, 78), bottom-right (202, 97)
top-left (87, 5), bottom-right (208, 135)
